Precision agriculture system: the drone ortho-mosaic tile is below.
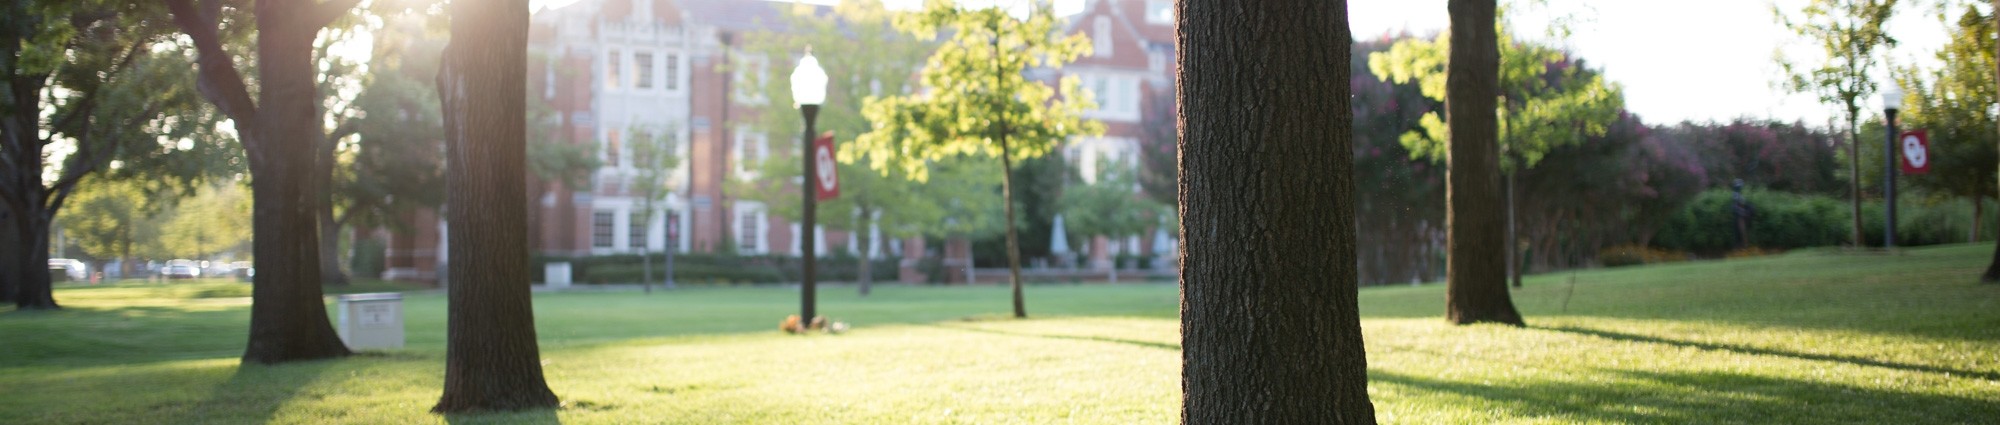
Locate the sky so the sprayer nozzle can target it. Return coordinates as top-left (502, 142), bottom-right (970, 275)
top-left (528, 0), bottom-right (1969, 127)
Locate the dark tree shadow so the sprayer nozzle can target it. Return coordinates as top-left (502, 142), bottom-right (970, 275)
top-left (173, 358), bottom-right (344, 423)
top-left (1370, 368), bottom-right (1998, 423)
top-left (1536, 325), bottom-right (2000, 382)
top-left (932, 323), bottom-right (1181, 351)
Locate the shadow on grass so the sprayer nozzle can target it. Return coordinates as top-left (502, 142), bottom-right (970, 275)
top-left (932, 323), bottom-right (1181, 351)
top-left (1371, 368), bottom-right (1995, 423)
top-left (1536, 325), bottom-right (2000, 382)
top-left (174, 358), bottom-right (344, 423)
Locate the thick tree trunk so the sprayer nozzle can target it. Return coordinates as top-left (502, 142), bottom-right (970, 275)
top-left (241, 14), bottom-right (350, 363)
top-left (167, 0), bottom-right (354, 364)
top-left (432, 0), bottom-right (560, 413)
top-left (13, 215), bottom-right (57, 309)
top-left (1444, 0), bottom-right (1523, 326)
top-left (1178, 0), bottom-right (1377, 422)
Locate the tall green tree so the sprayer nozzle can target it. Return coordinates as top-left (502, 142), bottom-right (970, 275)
top-left (3, 0), bottom-right (224, 308)
top-left (1178, 0), bottom-right (1377, 421)
top-left (431, 0), bottom-right (558, 413)
top-left (168, 0), bottom-right (360, 363)
top-left (1777, 0), bottom-right (1901, 249)
top-left (1370, 18), bottom-right (1624, 288)
top-left (57, 177), bottom-right (167, 272)
top-left (627, 125), bottom-right (681, 293)
top-left (159, 182), bottom-right (252, 260)
top-left (856, 0), bottom-right (1100, 317)
top-left (1897, 5), bottom-right (1997, 245)
top-left (736, 0), bottom-right (944, 295)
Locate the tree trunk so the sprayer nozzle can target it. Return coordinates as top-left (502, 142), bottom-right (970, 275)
top-left (1178, 0), bottom-right (1377, 422)
top-left (8, 209), bottom-right (58, 309)
top-left (242, 15), bottom-right (350, 363)
top-left (1, 210), bottom-right (18, 303)
top-left (166, 0), bottom-right (354, 364)
top-left (1444, 0), bottom-right (1524, 326)
top-left (1972, 196), bottom-right (1982, 243)
top-left (858, 207), bottom-right (873, 297)
top-left (995, 32), bottom-right (1026, 319)
top-left (432, 0), bottom-right (560, 413)
top-left (1849, 117), bottom-right (1865, 248)
top-left (642, 245), bottom-right (653, 294)
top-left (1506, 170), bottom-right (1521, 288)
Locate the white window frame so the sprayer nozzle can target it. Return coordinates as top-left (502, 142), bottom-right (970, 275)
top-left (634, 51), bottom-right (655, 89)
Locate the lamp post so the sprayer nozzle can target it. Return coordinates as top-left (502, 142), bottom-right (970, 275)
top-left (791, 48), bottom-right (828, 323)
top-left (1883, 89), bottom-right (1904, 249)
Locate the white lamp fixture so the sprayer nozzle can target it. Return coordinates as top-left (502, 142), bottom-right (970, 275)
top-left (1882, 88), bottom-right (1905, 112)
top-left (790, 49), bottom-right (828, 107)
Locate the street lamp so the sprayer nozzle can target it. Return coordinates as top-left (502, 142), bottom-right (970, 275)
top-left (791, 47), bottom-right (828, 324)
top-left (1882, 88), bottom-right (1904, 249)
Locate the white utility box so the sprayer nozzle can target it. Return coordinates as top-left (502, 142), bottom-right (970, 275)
top-left (545, 262), bottom-right (573, 288)
top-left (337, 292), bottom-right (404, 350)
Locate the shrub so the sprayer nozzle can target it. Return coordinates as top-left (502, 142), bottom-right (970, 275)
top-left (533, 253), bottom-right (899, 285)
top-left (1598, 244), bottom-right (1687, 267)
top-left (1654, 189), bottom-right (1846, 255)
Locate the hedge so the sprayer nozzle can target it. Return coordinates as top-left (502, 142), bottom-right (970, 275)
top-left (531, 252), bottom-right (902, 285)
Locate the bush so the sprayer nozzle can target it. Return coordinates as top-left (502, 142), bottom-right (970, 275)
top-left (1598, 244), bottom-right (1687, 267)
top-left (349, 238), bottom-right (385, 279)
top-left (1654, 189), bottom-right (1994, 255)
top-left (1654, 189), bottom-right (1846, 255)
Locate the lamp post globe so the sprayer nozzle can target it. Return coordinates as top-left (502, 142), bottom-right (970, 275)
top-left (792, 49), bottom-right (828, 326)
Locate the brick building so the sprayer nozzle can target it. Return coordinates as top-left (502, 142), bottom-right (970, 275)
top-left (382, 0), bottom-right (1178, 283)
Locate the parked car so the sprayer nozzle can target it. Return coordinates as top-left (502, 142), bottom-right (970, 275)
top-left (48, 259), bottom-right (87, 281)
top-left (162, 259), bottom-right (202, 279)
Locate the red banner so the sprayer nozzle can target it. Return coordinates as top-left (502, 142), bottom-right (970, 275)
top-left (1900, 130), bottom-right (1930, 175)
top-left (813, 131), bottom-right (839, 201)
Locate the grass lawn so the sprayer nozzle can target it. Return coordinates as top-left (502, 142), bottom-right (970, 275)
top-left (3, 245), bottom-right (1998, 424)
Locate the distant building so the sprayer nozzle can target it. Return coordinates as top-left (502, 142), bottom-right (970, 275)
top-left (380, 0), bottom-right (1179, 283)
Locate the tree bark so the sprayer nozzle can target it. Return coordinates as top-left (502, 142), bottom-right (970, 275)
top-left (431, 0), bottom-right (560, 413)
top-left (1178, 0), bottom-right (1377, 422)
top-left (1444, 0), bottom-right (1524, 326)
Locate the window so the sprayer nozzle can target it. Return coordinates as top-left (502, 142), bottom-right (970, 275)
top-left (665, 54), bottom-right (679, 90)
top-left (605, 129), bottom-right (623, 168)
top-left (593, 211), bottom-right (616, 248)
top-left (634, 52), bottom-right (654, 89)
top-left (1145, 0), bottom-right (1173, 25)
top-left (737, 209), bottom-right (762, 253)
top-left (606, 49), bottom-right (622, 89)
top-left (733, 128), bottom-right (767, 176)
top-left (1093, 17), bottom-right (1112, 57)
top-left (629, 212), bottom-right (650, 250)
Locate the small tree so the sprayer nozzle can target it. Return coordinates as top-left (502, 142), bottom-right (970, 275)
top-left (1777, 0), bottom-right (1901, 249)
top-left (627, 126), bottom-right (682, 293)
top-left (856, 0), bottom-right (1101, 318)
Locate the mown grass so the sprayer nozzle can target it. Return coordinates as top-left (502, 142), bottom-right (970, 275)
top-left (2, 245), bottom-right (1997, 424)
